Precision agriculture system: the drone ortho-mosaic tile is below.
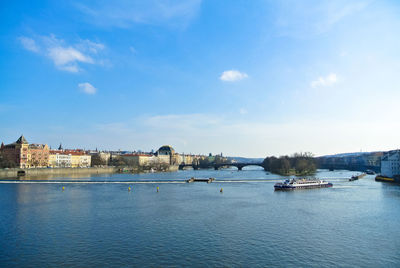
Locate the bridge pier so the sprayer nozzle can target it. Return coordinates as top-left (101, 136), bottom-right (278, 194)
top-left (238, 166), bottom-right (243, 171)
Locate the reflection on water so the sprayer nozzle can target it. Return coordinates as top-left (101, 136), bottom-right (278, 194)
top-left (1, 169), bottom-right (400, 267)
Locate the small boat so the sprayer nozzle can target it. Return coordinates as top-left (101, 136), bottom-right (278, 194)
top-left (365, 170), bottom-right (375, 175)
top-left (274, 178), bottom-right (332, 190)
top-left (349, 176), bottom-right (358, 181)
top-left (375, 175), bottom-right (396, 182)
top-left (349, 174), bottom-right (366, 181)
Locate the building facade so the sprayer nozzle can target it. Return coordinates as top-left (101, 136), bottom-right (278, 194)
top-left (48, 149), bottom-right (91, 168)
top-left (48, 150), bottom-right (72, 167)
top-left (118, 154), bottom-right (156, 166)
top-left (0, 136), bottom-right (49, 168)
top-left (28, 144), bottom-right (50, 167)
top-left (381, 150), bottom-right (400, 178)
top-left (156, 145), bottom-right (182, 165)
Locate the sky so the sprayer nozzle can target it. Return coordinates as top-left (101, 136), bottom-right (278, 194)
top-left (1, 0), bottom-right (400, 157)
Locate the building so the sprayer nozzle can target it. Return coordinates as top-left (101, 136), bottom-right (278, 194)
top-left (0, 135), bottom-right (49, 168)
top-left (181, 154), bottom-right (195, 165)
top-left (48, 149), bottom-right (91, 168)
top-left (27, 143), bottom-right (50, 167)
top-left (381, 150), bottom-right (400, 178)
top-left (113, 145), bottom-right (185, 167)
top-left (48, 150), bottom-right (71, 167)
top-left (156, 145), bottom-right (178, 165)
top-left (362, 152), bottom-right (384, 167)
top-left (117, 153), bottom-right (157, 166)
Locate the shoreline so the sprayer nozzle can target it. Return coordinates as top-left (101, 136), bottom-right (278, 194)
top-left (0, 166), bottom-right (179, 180)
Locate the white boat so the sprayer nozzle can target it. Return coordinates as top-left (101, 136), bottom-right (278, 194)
top-left (274, 178), bottom-right (333, 190)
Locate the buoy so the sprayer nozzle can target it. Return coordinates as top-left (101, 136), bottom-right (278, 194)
top-left (128, 187), bottom-right (131, 191)
top-left (157, 186), bottom-right (159, 192)
top-left (62, 186), bottom-right (65, 191)
top-left (220, 188), bottom-right (223, 193)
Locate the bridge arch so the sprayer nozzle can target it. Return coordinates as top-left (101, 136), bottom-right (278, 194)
top-left (213, 163), bottom-right (265, 171)
top-left (178, 162), bottom-right (265, 171)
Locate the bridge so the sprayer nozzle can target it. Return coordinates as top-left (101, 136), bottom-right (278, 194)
top-left (178, 162), bottom-right (265, 171)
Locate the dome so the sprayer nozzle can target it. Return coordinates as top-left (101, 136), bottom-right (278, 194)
top-left (157, 145), bottom-right (175, 155)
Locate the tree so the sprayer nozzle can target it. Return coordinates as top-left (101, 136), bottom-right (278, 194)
top-left (91, 154), bottom-right (107, 166)
top-left (262, 152), bottom-right (316, 175)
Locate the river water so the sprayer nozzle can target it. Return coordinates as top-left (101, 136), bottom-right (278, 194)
top-left (1, 168), bottom-right (400, 267)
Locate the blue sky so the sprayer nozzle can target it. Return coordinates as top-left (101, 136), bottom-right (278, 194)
top-left (1, 0), bottom-right (400, 157)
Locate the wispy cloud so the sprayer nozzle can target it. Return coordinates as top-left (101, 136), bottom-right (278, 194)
top-left (18, 37), bottom-right (40, 52)
top-left (75, 0), bottom-right (202, 29)
top-left (78, 82), bottom-right (97, 94)
top-left (311, 73), bottom-right (337, 88)
top-left (220, 70), bottom-right (248, 82)
top-left (274, 1), bottom-right (369, 37)
top-left (19, 34), bottom-right (105, 72)
top-left (90, 112), bottom-right (400, 157)
top-left (48, 47), bottom-right (93, 72)
top-left (239, 108), bottom-right (248, 115)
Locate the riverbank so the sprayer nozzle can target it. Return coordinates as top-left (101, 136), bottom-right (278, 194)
top-left (0, 165), bottom-right (179, 179)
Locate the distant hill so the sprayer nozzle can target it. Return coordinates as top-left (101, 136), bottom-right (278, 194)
top-left (227, 157), bottom-right (264, 163)
top-left (319, 151), bottom-right (383, 158)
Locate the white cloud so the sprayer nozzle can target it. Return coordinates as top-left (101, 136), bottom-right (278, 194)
top-left (239, 108), bottom-right (248, 115)
top-left (77, 39), bottom-right (105, 54)
top-left (78, 82), bottom-right (97, 94)
top-left (19, 37), bottom-right (40, 52)
top-left (311, 73), bottom-right (338, 88)
top-left (48, 47), bottom-right (93, 72)
top-left (274, 1), bottom-right (369, 37)
top-left (220, 70), bottom-right (248, 82)
top-left (59, 65), bottom-right (79, 73)
top-left (75, 0), bottom-right (202, 29)
top-left (89, 113), bottom-right (400, 157)
top-left (18, 35), bottom-right (105, 72)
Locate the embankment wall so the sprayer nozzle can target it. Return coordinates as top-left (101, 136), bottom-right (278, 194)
top-left (0, 165), bottom-right (179, 179)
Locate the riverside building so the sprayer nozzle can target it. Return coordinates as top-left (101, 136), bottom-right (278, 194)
top-left (0, 135), bottom-right (49, 168)
top-left (380, 150), bottom-right (400, 178)
top-left (48, 150), bottom-right (72, 167)
top-left (115, 145), bottom-right (196, 167)
top-left (48, 149), bottom-right (91, 168)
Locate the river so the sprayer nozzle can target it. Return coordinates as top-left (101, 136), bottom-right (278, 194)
top-left (1, 168), bottom-right (399, 267)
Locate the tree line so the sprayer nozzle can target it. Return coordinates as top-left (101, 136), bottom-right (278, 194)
top-left (262, 152), bottom-right (316, 176)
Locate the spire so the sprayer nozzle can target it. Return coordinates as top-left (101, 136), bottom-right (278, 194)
top-left (16, 135), bottom-right (28, 144)
top-left (1, 142), bottom-right (4, 149)
top-left (58, 143), bottom-right (63, 150)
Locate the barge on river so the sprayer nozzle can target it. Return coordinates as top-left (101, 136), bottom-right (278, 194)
top-left (349, 173), bottom-right (366, 181)
top-left (274, 178), bottom-right (333, 190)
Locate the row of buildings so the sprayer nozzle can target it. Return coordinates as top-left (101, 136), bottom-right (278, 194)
top-left (317, 150), bottom-right (400, 178)
top-left (0, 136), bottom-right (227, 169)
top-left (0, 136), bottom-right (92, 168)
top-left (105, 145), bottom-right (223, 168)
top-left (317, 151), bottom-right (383, 172)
